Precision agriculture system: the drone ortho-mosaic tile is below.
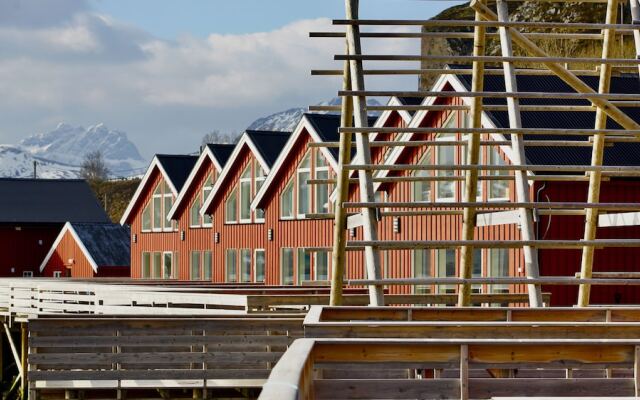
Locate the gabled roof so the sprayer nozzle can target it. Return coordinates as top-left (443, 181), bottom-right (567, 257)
top-left (166, 144), bottom-right (236, 220)
top-left (453, 72), bottom-right (640, 167)
top-left (39, 222), bottom-right (130, 273)
top-left (251, 114), bottom-right (345, 209)
top-left (0, 179), bottom-right (109, 224)
top-left (201, 130), bottom-right (291, 215)
top-left (120, 154), bottom-right (198, 225)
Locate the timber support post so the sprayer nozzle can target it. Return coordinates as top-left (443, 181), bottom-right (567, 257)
top-left (578, 0), bottom-right (618, 307)
top-left (330, 45), bottom-right (354, 306)
top-left (496, 0), bottom-right (543, 306)
top-left (343, 0), bottom-right (385, 306)
top-left (458, 0), bottom-right (487, 306)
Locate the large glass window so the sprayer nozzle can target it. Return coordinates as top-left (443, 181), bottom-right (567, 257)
top-left (436, 133), bottom-right (456, 201)
top-left (297, 248), bottom-right (311, 285)
top-left (202, 174), bottom-right (214, 226)
top-left (190, 251), bottom-right (201, 280)
top-left (297, 153), bottom-right (311, 217)
top-left (314, 152), bottom-right (330, 214)
top-left (461, 135), bottom-right (483, 201)
top-left (488, 249), bottom-right (510, 293)
top-left (142, 204), bottom-right (152, 232)
top-left (225, 188), bottom-right (238, 223)
top-left (255, 249), bottom-right (266, 283)
top-left (152, 184), bottom-right (163, 230)
top-left (203, 251), bottom-right (212, 281)
top-left (436, 249), bottom-right (456, 293)
top-left (281, 180), bottom-right (294, 219)
top-left (413, 249), bottom-right (431, 294)
top-left (472, 248), bottom-right (483, 293)
top-left (163, 252), bottom-right (173, 279)
top-left (255, 162), bottom-right (267, 222)
top-left (239, 165), bottom-right (252, 222)
top-left (152, 252), bottom-right (162, 279)
top-left (281, 248), bottom-right (294, 285)
top-left (240, 249), bottom-right (252, 283)
top-left (225, 249), bottom-right (238, 282)
top-left (190, 197), bottom-right (201, 227)
top-left (142, 252), bottom-right (151, 278)
top-left (413, 150), bottom-right (432, 202)
top-left (163, 193), bottom-right (173, 231)
top-left (489, 148), bottom-right (510, 201)
top-left (315, 250), bottom-right (330, 281)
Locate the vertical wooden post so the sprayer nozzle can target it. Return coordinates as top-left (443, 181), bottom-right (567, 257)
top-left (460, 344), bottom-right (469, 400)
top-left (344, 0), bottom-right (385, 306)
top-left (635, 345), bottom-right (640, 397)
top-left (330, 47), bottom-right (354, 307)
top-left (20, 323), bottom-right (27, 399)
top-left (630, 0), bottom-right (640, 77)
top-left (0, 325), bottom-right (3, 385)
top-left (496, 0), bottom-right (543, 307)
top-left (577, 0), bottom-right (618, 307)
top-left (458, 0), bottom-right (487, 307)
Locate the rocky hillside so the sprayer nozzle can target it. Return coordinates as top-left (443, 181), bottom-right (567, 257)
top-left (420, 1), bottom-right (636, 88)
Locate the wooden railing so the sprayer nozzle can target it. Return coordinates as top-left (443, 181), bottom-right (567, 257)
top-left (304, 306), bottom-right (640, 339)
top-left (260, 338), bottom-right (640, 399)
top-left (28, 315), bottom-right (304, 397)
top-left (0, 279), bottom-right (550, 319)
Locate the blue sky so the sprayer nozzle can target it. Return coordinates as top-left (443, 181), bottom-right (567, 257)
top-left (0, 0), bottom-right (456, 159)
top-left (91, 1), bottom-right (454, 38)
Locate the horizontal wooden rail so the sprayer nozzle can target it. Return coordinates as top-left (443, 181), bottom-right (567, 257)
top-left (343, 164), bottom-right (640, 174)
top-left (337, 54), bottom-right (640, 65)
top-left (346, 239), bottom-right (640, 250)
top-left (260, 338), bottom-right (640, 399)
top-left (333, 19), bottom-right (640, 30)
top-left (307, 175), bottom-right (598, 185)
top-left (343, 201), bottom-right (640, 210)
top-left (339, 126), bottom-right (640, 136)
top-left (310, 104), bottom-right (611, 112)
top-left (337, 90), bottom-right (640, 101)
top-left (310, 32), bottom-right (615, 40)
top-left (348, 277), bottom-right (640, 286)
top-left (310, 68), bottom-right (608, 76)
top-left (309, 139), bottom-right (618, 148)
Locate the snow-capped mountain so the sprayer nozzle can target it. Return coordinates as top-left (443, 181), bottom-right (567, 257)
top-left (248, 97), bottom-right (382, 132)
top-left (19, 123), bottom-right (146, 177)
top-left (0, 145), bottom-right (79, 179)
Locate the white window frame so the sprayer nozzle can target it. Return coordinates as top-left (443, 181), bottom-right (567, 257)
top-left (142, 252), bottom-right (151, 279)
top-left (240, 248), bottom-right (252, 283)
top-left (435, 132), bottom-right (456, 203)
top-left (412, 150), bottom-right (432, 203)
top-left (189, 196), bottom-right (202, 228)
top-left (225, 249), bottom-right (238, 283)
top-left (162, 251), bottom-right (174, 280)
top-left (162, 183), bottom-right (174, 232)
top-left (152, 184), bottom-right (163, 232)
top-left (296, 153), bottom-right (312, 219)
top-left (141, 203), bottom-right (152, 232)
top-left (53, 271), bottom-right (62, 278)
top-left (225, 188), bottom-right (238, 224)
top-left (203, 250), bottom-right (213, 281)
top-left (297, 248), bottom-right (311, 285)
top-left (488, 146), bottom-right (510, 202)
top-left (314, 249), bottom-right (331, 282)
top-left (254, 249), bottom-right (266, 283)
top-left (254, 162), bottom-right (267, 223)
top-left (487, 248), bottom-right (510, 294)
top-left (461, 134), bottom-right (483, 202)
top-left (314, 151), bottom-right (331, 214)
top-left (412, 249), bottom-right (431, 294)
top-left (280, 179), bottom-right (295, 220)
top-left (436, 249), bottom-right (456, 294)
top-left (202, 173), bottom-right (214, 227)
top-left (281, 248), bottom-right (294, 285)
top-left (239, 164), bottom-right (252, 224)
top-left (471, 248), bottom-right (483, 294)
top-left (190, 251), bottom-right (202, 281)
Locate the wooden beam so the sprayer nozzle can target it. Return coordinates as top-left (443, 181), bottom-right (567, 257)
top-left (460, 345), bottom-right (469, 400)
top-left (631, 0), bottom-right (640, 77)
top-left (578, 0), bottom-right (618, 307)
top-left (470, 0), bottom-right (640, 132)
top-left (336, 53), bottom-right (640, 65)
top-left (20, 323), bottom-right (27, 398)
top-left (496, 0), bottom-right (542, 307)
top-left (458, 0), bottom-right (486, 307)
top-left (330, 45), bottom-right (354, 307)
top-left (3, 323), bottom-right (22, 380)
top-left (344, 0), bottom-right (384, 306)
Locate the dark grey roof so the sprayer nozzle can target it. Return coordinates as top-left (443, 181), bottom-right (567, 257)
top-left (0, 179), bottom-right (109, 224)
top-left (397, 96), bottom-right (424, 116)
top-left (245, 130), bottom-right (292, 167)
top-left (206, 144), bottom-right (235, 167)
top-left (156, 155), bottom-right (198, 192)
top-left (454, 72), bottom-right (640, 167)
top-left (71, 223), bottom-right (130, 267)
top-left (305, 113), bottom-right (379, 162)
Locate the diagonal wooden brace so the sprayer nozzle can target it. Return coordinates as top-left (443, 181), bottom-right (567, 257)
top-left (470, 0), bottom-right (640, 132)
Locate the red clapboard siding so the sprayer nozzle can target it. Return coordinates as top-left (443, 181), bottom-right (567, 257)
top-left (0, 225), bottom-right (59, 277)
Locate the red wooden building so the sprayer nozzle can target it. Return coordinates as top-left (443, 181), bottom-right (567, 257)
top-left (0, 178), bottom-right (110, 277)
top-left (121, 154), bottom-right (198, 279)
top-left (40, 222), bottom-right (130, 278)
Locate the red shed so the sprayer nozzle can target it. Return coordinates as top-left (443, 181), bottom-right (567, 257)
top-left (0, 178), bottom-right (110, 277)
top-left (40, 222), bottom-right (130, 278)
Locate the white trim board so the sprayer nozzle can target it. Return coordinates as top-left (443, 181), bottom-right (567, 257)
top-left (39, 222), bottom-right (99, 273)
top-left (599, 212), bottom-right (640, 228)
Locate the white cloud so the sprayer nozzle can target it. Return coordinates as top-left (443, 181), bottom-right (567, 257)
top-left (0, 4), bottom-right (421, 157)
